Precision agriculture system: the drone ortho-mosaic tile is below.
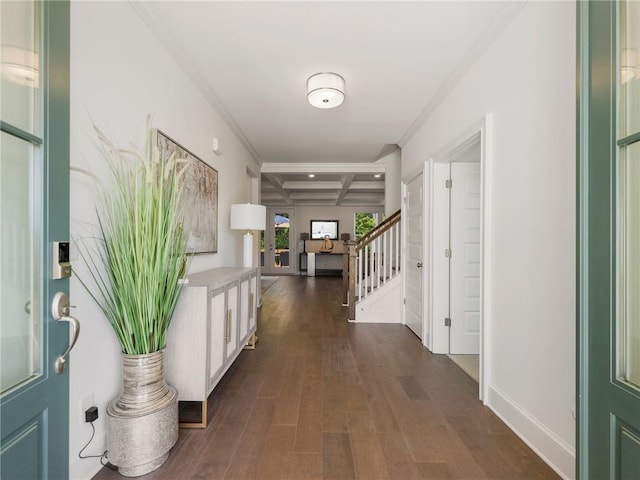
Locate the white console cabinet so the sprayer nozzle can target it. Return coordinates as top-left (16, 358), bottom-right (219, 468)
top-left (166, 267), bottom-right (258, 427)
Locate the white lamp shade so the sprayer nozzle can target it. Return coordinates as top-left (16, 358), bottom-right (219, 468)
top-left (307, 72), bottom-right (345, 109)
top-left (230, 204), bottom-right (266, 231)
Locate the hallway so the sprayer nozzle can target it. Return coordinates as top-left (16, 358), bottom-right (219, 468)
top-left (94, 276), bottom-right (558, 479)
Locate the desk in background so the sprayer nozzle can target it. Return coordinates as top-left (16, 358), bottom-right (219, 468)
top-left (299, 252), bottom-right (343, 276)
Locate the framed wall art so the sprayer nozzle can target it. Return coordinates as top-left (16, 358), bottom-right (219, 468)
top-left (154, 129), bottom-right (218, 254)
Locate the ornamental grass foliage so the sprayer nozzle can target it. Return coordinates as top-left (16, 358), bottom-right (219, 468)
top-left (76, 121), bottom-right (190, 355)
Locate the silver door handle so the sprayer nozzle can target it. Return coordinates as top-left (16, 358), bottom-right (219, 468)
top-left (51, 292), bottom-right (81, 374)
top-left (417, 262), bottom-right (423, 268)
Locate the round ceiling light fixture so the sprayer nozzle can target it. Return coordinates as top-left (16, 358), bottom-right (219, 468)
top-left (1, 46), bottom-right (39, 87)
top-left (307, 72), bottom-right (345, 109)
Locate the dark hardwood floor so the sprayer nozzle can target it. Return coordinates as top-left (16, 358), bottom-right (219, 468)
top-left (93, 276), bottom-right (559, 480)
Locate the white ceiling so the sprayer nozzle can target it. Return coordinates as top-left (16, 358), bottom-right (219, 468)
top-left (133, 1), bottom-right (523, 206)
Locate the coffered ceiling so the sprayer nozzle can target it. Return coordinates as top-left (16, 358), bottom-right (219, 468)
top-left (132, 1), bottom-right (524, 206)
top-left (261, 162), bottom-right (386, 206)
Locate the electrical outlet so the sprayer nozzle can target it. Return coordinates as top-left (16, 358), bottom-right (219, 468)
top-left (81, 393), bottom-right (94, 424)
top-left (85, 406), bottom-right (98, 423)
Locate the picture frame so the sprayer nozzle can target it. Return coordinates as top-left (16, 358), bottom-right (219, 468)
top-left (310, 220), bottom-right (339, 240)
top-left (154, 129), bottom-right (218, 254)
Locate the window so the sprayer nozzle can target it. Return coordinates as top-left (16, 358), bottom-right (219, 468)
top-left (354, 212), bottom-right (378, 241)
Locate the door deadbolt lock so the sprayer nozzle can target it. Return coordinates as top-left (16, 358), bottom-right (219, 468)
top-left (52, 241), bottom-right (72, 279)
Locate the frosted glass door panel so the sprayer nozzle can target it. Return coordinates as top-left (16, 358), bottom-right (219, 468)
top-left (618, 0), bottom-right (640, 391)
top-left (0, 0), bottom-right (40, 135)
top-left (0, 132), bottom-right (40, 393)
top-left (620, 142), bottom-right (640, 389)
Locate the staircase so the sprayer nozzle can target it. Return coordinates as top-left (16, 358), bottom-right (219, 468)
top-left (342, 210), bottom-right (402, 322)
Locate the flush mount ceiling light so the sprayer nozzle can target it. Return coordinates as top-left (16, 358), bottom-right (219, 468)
top-left (307, 72), bottom-right (345, 109)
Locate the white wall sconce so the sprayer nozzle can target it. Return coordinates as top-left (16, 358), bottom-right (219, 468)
top-left (230, 203), bottom-right (266, 268)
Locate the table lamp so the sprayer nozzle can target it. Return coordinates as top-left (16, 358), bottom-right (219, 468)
top-left (300, 232), bottom-right (309, 253)
top-left (230, 203), bottom-right (266, 268)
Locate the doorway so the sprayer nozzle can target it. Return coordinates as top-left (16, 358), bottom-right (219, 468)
top-left (262, 208), bottom-right (295, 275)
top-left (428, 120), bottom-right (490, 399)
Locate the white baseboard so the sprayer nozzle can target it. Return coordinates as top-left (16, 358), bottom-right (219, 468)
top-left (487, 385), bottom-right (575, 480)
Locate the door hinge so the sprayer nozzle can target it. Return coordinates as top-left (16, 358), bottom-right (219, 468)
top-left (445, 179), bottom-right (452, 189)
top-left (403, 298), bottom-right (406, 305)
top-left (445, 248), bottom-right (452, 258)
top-left (444, 317), bottom-right (451, 327)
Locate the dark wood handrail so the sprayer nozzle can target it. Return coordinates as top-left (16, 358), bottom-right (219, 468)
top-left (356, 210), bottom-right (401, 253)
top-left (358, 210), bottom-right (400, 244)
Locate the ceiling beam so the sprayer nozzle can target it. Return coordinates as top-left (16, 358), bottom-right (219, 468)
top-left (336, 173), bottom-right (356, 205)
top-left (289, 192), bottom-right (339, 200)
top-left (262, 174), bottom-right (292, 205)
top-left (261, 162), bottom-right (385, 174)
top-left (349, 181), bottom-right (385, 190)
top-left (282, 181), bottom-right (343, 190)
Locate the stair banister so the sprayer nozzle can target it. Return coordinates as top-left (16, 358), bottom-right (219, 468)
top-left (344, 209), bottom-right (402, 321)
top-left (347, 241), bottom-right (357, 321)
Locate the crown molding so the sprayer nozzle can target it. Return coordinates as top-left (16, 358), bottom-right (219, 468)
top-left (398, 1), bottom-right (527, 147)
top-left (129, 2), bottom-right (261, 164)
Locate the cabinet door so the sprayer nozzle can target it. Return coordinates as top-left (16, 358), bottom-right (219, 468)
top-left (166, 287), bottom-right (208, 400)
top-left (239, 279), bottom-right (249, 345)
top-left (224, 283), bottom-right (239, 362)
top-left (208, 288), bottom-right (225, 393)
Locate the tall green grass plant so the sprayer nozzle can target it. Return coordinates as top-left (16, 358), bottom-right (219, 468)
top-left (77, 121), bottom-right (189, 355)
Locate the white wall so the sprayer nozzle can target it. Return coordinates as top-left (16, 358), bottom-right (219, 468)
top-left (402, 3), bottom-right (575, 479)
top-left (69, 3), bottom-right (259, 478)
top-left (378, 148), bottom-right (402, 216)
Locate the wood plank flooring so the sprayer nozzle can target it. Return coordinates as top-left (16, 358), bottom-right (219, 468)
top-left (93, 276), bottom-right (559, 480)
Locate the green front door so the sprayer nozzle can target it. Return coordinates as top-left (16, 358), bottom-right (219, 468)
top-left (0, 1), bottom-right (70, 478)
top-left (578, 1), bottom-right (640, 478)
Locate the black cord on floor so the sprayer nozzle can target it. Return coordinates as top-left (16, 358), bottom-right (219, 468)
top-left (79, 421), bottom-right (117, 470)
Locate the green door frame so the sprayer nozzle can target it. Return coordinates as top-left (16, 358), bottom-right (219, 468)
top-left (576, 2), bottom-right (614, 477)
top-left (577, 1), bottom-right (640, 478)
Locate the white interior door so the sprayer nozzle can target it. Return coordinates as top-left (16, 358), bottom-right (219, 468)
top-left (262, 208), bottom-right (295, 275)
top-left (449, 162), bottom-right (481, 353)
top-left (404, 173), bottom-right (424, 339)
